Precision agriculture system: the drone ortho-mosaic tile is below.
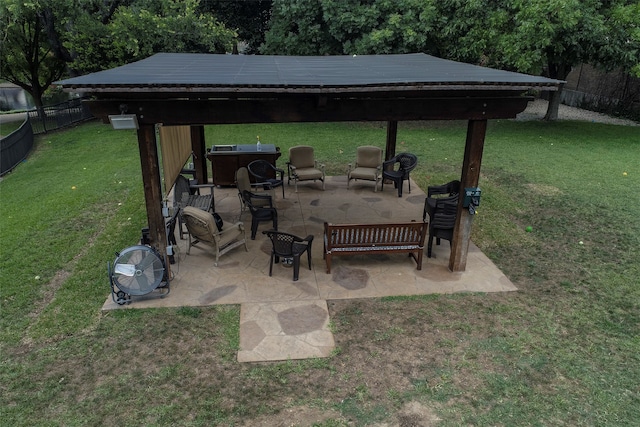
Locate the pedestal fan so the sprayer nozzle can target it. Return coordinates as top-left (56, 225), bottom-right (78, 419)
top-left (107, 245), bottom-right (169, 305)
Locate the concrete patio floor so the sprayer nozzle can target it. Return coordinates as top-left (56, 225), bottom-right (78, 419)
top-left (102, 176), bottom-right (517, 362)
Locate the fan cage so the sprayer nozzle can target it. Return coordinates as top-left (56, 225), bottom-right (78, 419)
top-left (108, 245), bottom-right (169, 305)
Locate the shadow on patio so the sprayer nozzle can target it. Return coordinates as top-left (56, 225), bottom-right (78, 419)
top-left (103, 176), bottom-right (516, 362)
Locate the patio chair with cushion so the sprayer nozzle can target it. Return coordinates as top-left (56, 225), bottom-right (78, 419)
top-left (181, 206), bottom-right (248, 266)
top-left (347, 145), bottom-right (383, 192)
top-left (242, 190), bottom-right (278, 239)
top-left (248, 159), bottom-right (285, 198)
top-left (173, 174), bottom-right (215, 239)
top-left (263, 230), bottom-right (314, 281)
top-left (381, 152), bottom-right (418, 197)
top-left (287, 145), bottom-right (325, 192)
top-left (235, 167), bottom-right (272, 214)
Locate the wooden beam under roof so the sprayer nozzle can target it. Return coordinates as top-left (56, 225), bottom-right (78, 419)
top-left (86, 95), bottom-right (531, 126)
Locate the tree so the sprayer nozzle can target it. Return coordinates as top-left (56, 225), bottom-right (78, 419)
top-left (262, 0), bottom-right (341, 55)
top-left (198, 0), bottom-right (273, 54)
top-left (262, 0), bottom-right (436, 55)
top-left (0, 0), bottom-right (69, 108)
top-left (1, 0), bottom-right (237, 106)
top-left (433, 0), bottom-right (640, 120)
top-left (322, 0), bottom-right (436, 54)
top-left (70, 0), bottom-right (237, 74)
top-left (263, 0), bottom-right (639, 120)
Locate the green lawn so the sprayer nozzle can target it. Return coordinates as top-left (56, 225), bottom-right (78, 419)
top-left (0, 119), bottom-right (25, 136)
top-left (1, 118), bottom-right (639, 426)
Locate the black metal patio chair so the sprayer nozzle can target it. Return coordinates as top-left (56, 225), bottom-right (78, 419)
top-left (423, 187), bottom-right (458, 258)
top-left (381, 152), bottom-right (418, 197)
top-left (263, 230), bottom-right (314, 281)
top-left (248, 159), bottom-right (285, 198)
top-left (242, 190), bottom-right (278, 239)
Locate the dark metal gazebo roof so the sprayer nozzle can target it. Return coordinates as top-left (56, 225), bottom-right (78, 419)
top-left (57, 53), bottom-right (562, 126)
top-left (58, 53), bottom-right (559, 94)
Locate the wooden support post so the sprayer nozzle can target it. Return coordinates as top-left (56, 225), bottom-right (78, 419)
top-left (137, 124), bottom-right (170, 273)
top-left (449, 119), bottom-right (487, 272)
top-left (190, 125), bottom-right (208, 184)
top-left (385, 120), bottom-right (398, 161)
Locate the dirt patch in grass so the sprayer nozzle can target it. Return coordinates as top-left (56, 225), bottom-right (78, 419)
top-left (236, 405), bottom-right (347, 426)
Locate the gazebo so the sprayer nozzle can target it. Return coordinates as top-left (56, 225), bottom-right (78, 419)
top-left (57, 53), bottom-right (561, 272)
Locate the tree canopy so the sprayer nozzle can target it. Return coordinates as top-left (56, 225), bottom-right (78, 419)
top-left (262, 0), bottom-right (436, 55)
top-left (2, 0), bottom-right (638, 118)
top-left (70, 0), bottom-right (236, 74)
top-left (262, 0), bottom-right (640, 119)
top-left (0, 0), bottom-right (69, 107)
top-left (198, 0), bottom-right (273, 54)
top-left (0, 0), bottom-right (236, 107)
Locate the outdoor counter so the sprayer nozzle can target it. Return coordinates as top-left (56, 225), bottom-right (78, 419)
top-left (206, 144), bottom-right (282, 186)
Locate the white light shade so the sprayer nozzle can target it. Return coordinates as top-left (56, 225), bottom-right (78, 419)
top-left (109, 114), bottom-right (139, 130)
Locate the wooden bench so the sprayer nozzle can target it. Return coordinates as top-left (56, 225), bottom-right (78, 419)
top-left (323, 221), bottom-right (427, 273)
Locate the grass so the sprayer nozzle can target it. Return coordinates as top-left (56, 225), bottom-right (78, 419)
top-left (1, 117), bottom-right (639, 425)
top-left (0, 119), bottom-right (25, 136)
